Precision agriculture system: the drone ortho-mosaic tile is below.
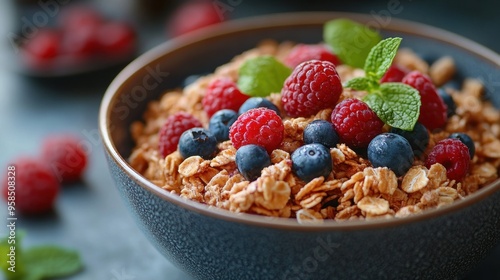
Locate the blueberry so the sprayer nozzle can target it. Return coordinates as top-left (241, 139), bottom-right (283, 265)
top-left (209, 109), bottom-right (238, 142)
top-left (389, 122), bottom-right (429, 157)
top-left (303, 120), bottom-right (339, 148)
top-left (238, 97), bottom-right (280, 116)
top-left (368, 133), bottom-right (414, 177)
top-left (437, 88), bottom-right (456, 118)
top-left (182, 74), bottom-right (206, 87)
top-left (179, 128), bottom-right (218, 160)
top-left (291, 143), bottom-right (332, 182)
top-left (235, 145), bottom-right (271, 181)
top-left (449, 132), bottom-right (475, 158)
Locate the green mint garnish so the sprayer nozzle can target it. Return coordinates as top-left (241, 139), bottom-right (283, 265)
top-left (364, 37), bottom-right (402, 80)
top-left (24, 246), bottom-right (82, 280)
top-left (323, 18), bottom-right (382, 68)
top-left (237, 56), bottom-right (292, 97)
top-left (1, 234), bottom-right (82, 280)
top-left (364, 83), bottom-right (420, 131)
top-left (342, 37), bottom-right (421, 131)
top-left (344, 76), bottom-right (378, 92)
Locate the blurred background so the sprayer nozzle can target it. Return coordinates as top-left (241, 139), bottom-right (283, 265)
top-left (0, 0), bottom-right (498, 279)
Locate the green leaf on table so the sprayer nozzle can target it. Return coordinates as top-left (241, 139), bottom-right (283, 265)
top-left (323, 18), bottom-right (382, 68)
top-left (363, 82), bottom-right (421, 131)
top-left (237, 56), bottom-right (292, 97)
top-left (364, 37), bottom-right (402, 81)
top-left (1, 233), bottom-right (83, 280)
top-left (24, 246), bottom-right (83, 280)
top-left (344, 77), bottom-right (379, 91)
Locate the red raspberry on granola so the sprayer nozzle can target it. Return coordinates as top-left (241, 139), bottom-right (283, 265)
top-left (202, 77), bottom-right (249, 118)
top-left (158, 112), bottom-right (202, 157)
top-left (402, 71), bottom-right (448, 130)
top-left (229, 108), bottom-right (284, 154)
top-left (281, 60), bottom-right (342, 117)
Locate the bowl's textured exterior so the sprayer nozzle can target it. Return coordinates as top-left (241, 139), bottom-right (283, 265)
top-left (100, 13), bottom-right (500, 280)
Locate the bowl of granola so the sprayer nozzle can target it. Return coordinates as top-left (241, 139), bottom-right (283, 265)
top-left (99, 12), bottom-right (500, 280)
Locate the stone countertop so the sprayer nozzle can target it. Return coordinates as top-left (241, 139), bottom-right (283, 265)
top-left (0, 0), bottom-right (498, 279)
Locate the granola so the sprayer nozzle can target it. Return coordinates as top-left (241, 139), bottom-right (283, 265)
top-left (129, 40), bottom-right (500, 223)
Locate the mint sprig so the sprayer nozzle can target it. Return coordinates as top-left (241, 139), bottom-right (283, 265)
top-left (323, 18), bottom-right (382, 68)
top-left (237, 56), bottom-right (292, 97)
top-left (343, 37), bottom-right (421, 131)
top-left (1, 234), bottom-right (83, 280)
top-left (365, 83), bottom-right (421, 130)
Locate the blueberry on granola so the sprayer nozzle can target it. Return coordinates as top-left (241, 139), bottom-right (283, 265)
top-left (437, 88), bottom-right (456, 117)
top-left (235, 144), bottom-right (271, 181)
top-left (178, 128), bottom-right (218, 160)
top-left (449, 132), bottom-right (475, 159)
top-left (209, 109), bottom-right (238, 142)
top-left (291, 143), bottom-right (332, 182)
top-left (303, 119), bottom-right (339, 149)
top-left (367, 133), bottom-right (414, 177)
top-left (389, 122), bottom-right (429, 157)
top-left (238, 97), bottom-right (280, 116)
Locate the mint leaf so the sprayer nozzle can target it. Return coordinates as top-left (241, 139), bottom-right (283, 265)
top-left (237, 56), bottom-right (291, 97)
top-left (364, 37), bottom-right (402, 80)
top-left (363, 83), bottom-right (421, 131)
top-left (24, 246), bottom-right (82, 279)
top-left (323, 18), bottom-right (382, 68)
top-left (344, 77), bottom-right (378, 91)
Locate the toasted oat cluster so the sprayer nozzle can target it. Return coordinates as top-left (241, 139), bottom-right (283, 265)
top-left (129, 40), bottom-right (500, 223)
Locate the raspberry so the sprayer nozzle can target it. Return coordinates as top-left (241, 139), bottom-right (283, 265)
top-left (331, 98), bottom-right (384, 148)
top-left (158, 112), bottom-right (202, 157)
top-left (281, 60), bottom-right (343, 117)
top-left (449, 132), bottom-right (475, 159)
top-left (21, 29), bottom-right (61, 68)
top-left (284, 44), bottom-right (341, 69)
top-left (426, 138), bottom-right (470, 181)
top-left (41, 135), bottom-right (88, 183)
top-left (2, 158), bottom-right (60, 214)
top-left (380, 64), bottom-right (408, 83)
top-left (202, 78), bottom-right (249, 117)
top-left (167, 0), bottom-right (224, 37)
top-left (402, 71), bottom-right (448, 130)
top-left (229, 108), bottom-right (284, 154)
top-left (96, 22), bottom-right (136, 55)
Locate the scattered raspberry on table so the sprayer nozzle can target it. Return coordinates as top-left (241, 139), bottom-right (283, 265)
top-left (2, 158), bottom-right (60, 214)
top-left (41, 135), bottom-right (88, 183)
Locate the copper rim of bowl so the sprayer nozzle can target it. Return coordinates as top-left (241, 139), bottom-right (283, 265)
top-left (99, 12), bottom-right (500, 231)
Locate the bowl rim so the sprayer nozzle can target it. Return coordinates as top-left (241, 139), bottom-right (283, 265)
top-left (99, 11), bottom-right (500, 231)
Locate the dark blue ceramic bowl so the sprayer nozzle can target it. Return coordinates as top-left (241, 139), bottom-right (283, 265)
top-left (99, 12), bottom-right (500, 280)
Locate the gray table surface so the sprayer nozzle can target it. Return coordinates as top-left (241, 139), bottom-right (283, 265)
top-left (0, 0), bottom-right (498, 279)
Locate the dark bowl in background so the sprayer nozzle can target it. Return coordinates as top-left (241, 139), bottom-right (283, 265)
top-left (99, 12), bottom-right (500, 280)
